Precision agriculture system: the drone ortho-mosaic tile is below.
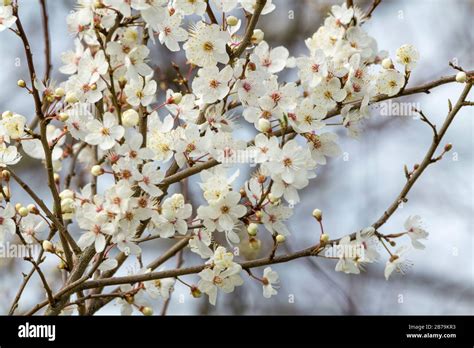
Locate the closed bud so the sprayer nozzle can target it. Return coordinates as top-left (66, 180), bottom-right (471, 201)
top-left (255, 210), bottom-right (263, 219)
top-left (191, 286), bottom-right (202, 298)
top-left (54, 87), bottom-right (65, 97)
top-left (320, 233), bottom-right (330, 243)
top-left (249, 237), bottom-right (261, 250)
top-left (18, 206), bottom-right (29, 217)
top-left (65, 92), bottom-right (78, 104)
top-left (171, 92), bottom-right (182, 104)
top-left (54, 173), bottom-right (60, 184)
top-left (57, 261), bottom-right (67, 270)
top-left (17, 79), bottom-right (26, 88)
top-left (122, 109), bottom-right (139, 127)
top-left (455, 71), bottom-right (467, 83)
top-left (61, 198), bottom-right (75, 214)
top-left (226, 16), bottom-right (239, 26)
top-left (381, 58), bottom-right (393, 69)
top-left (27, 204), bottom-right (39, 214)
top-left (257, 118), bottom-right (271, 133)
top-left (141, 306), bottom-right (153, 316)
top-left (251, 29), bottom-right (264, 44)
top-left (60, 189), bottom-right (74, 200)
top-left (91, 165), bottom-right (103, 176)
top-left (268, 193), bottom-right (279, 204)
top-left (276, 234), bottom-right (286, 243)
top-left (2, 110), bottom-right (13, 118)
top-left (118, 76), bottom-right (128, 89)
top-left (125, 294), bottom-right (134, 304)
top-left (90, 83), bottom-right (97, 91)
top-left (42, 240), bottom-right (55, 253)
top-left (312, 208), bottom-right (322, 221)
top-left (247, 223), bottom-right (258, 236)
top-left (444, 143), bottom-right (452, 152)
top-left (15, 203), bottom-right (22, 212)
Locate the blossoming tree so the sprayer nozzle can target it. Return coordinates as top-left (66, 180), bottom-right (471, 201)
top-left (0, 0), bottom-right (472, 315)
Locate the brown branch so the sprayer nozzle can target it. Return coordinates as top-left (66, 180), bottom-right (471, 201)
top-left (70, 244), bottom-right (321, 293)
top-left (161, 250), bottom-right (184, 315)
top-left (205, 0), bottom-right (218, 24)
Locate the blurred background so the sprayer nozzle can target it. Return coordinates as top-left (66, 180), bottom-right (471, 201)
top-left (0, 0), bottom-right (473, 315)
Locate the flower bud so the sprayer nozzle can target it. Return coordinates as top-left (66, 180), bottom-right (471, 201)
top-left (226, 16), bottom-right (239, 26)
top-left (54, 173), bottom-right (60, 184)
top-left (91, 165), bottom-right (103, 176)
top-left (444, 143), bottom-right (452, 152)
top-left (125, 294), bottom-right (134, 304)
top-left (27, 204), bottom-right (39, 214)
top-left (381, 58), bottom-right (393, 69)
top-left (61, 198), bottom-right (75, 214)
top-left (171, 92), bottom-right (182, 104)
top-left (249, 237), bottom-right (261, 250)
top-left (276, 234), bottom-right (286, 243)
top-left (55, 87), bottom-right (65, 97)
top-left (254, 210), bottom-right (263, 219)
top-left (118, 76), bottom-right (127, 89)
top-left (57, 261), bottom-right (67, 270)
top-left (141, 306), bottom-right (153, 316)
top-left (251, 29), bottom-right (264, 44)
top-left (65, 92), bottom-right (78, 104)
top-left (455, 71), bottom-right (467, 83)
top-left (122, 109), bottom-right (139, 127)
top-left (2, 110), bottom-right (13, 118)
top-left (312, 208), bottom-right (322, 222)
top-left (268, 193), bottom-right (278, 204)
top-left (18, 206), bottom-right (29, 217)
top-left (1, 170), bottom-right (10, 181)
top-left (17, 79), bottom-right (26, 88)
top-left (247, 223), bottom-right (258, 236)
top-left (257, 118), bottom-right (271, 133)
top-left (42, 240), bottom-right (55, 253)
top-left (191, 286), bottom-right (202, 298)
top-left (15, 203), bottom-right (23, 212)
